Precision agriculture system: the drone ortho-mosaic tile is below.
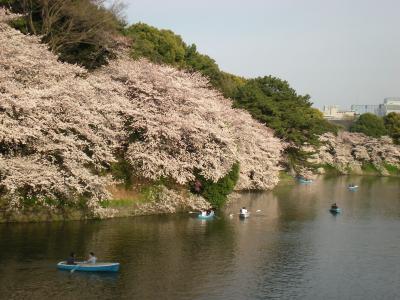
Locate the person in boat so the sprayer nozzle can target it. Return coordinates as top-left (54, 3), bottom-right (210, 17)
top-left (193, 180), bottom-right (202, 193)
top-left (331, 203), bottom-right (338, 209)
top-left (85, 252), bottom-right (97, 264)
top-left (66, 252), bottom-right (76, 265)
top-left (201, 210), bottom-right (207, 216)
top-left (240, 207), bottom-right (248, 215)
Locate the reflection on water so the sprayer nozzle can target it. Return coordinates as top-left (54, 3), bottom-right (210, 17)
top-left (0, 176), bottom-right (399, 299)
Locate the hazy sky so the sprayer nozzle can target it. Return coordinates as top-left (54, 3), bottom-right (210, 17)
top-left (122, 0), bottom-right (400, 109)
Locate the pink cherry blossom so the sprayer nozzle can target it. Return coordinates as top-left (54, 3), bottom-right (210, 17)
top-left (0, 9), bottom-right (283, 217)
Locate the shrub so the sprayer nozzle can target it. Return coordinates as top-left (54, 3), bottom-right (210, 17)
top-left (193, 163), bottom-right (239, 208)
top-left (111, 158), bottom-right (134, 188)
top-left (383, 163), bottom-right (400, 176)
top-left (384, 112), bottom-right (400, 144)
top-left (361, 162), bottom-right (379, 174)
top-left (350, 113), bottom-right (387, 137)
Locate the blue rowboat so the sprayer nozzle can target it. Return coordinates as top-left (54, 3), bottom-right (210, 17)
top-left (57, 261), bottom-right (120, 272)
top-left (329, 208), bottom-right (341, 214)
top-left (198, 211), bottom-right (215, 219)
top-left (298, 178), bottom-right (313, 184)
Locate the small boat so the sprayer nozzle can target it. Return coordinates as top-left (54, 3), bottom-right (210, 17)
top-left (57, 261), bottom-right (120, 272)
top-left (329, 207), bottom-right (341, 214)
top-left (298, 178), bottom-right (313, 184)
top-left (197, 211), bottom-right (215, 219)
top-left (239, 212), bottom-right (250, 219)
top-left (348, 185), bottom-right (358, 190)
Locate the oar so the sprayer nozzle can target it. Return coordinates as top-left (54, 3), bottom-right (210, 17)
top-left (70, 264), bottom-right (80, 273)
top-left (239, 210), bottom-right (261, 214)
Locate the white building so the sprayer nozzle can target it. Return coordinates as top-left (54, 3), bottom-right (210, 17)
top-left (322, 105), bottom-right (355, 120)
top-left (380, 97), bottom-right (400, 116)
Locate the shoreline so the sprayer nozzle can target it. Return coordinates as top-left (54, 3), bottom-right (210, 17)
top-left (1, 172), bottom-right (398, 224)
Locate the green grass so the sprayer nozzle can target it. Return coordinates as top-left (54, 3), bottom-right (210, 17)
top-left (138, 184), bottom-right (163, 202)
top-left (277, 171), bottom-right (296, 185)
top-left (99, 198), bottom-right (137, 208)
top-left (383, 163), bottom-right (400, 176)
top-left (100, 183), bottom-right (163, 208)
top-left (361, 162), bottom-right (379, 174)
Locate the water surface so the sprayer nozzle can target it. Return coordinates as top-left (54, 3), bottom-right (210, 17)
top-left (0, 176), bottom-right (399, 299)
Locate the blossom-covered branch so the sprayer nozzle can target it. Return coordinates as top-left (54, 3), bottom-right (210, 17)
top-left (0, 9), bottom-right (283, 216)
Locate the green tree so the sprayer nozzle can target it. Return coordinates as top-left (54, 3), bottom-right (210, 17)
top-left (2, 0), bottom-right (123, 69)
top-left (350, 113), bottom-right (387, 137)
top-left (124, 23), bottom-right (187, 66)
top-left (123, 23), bottom-right (337, 165)
top-left (123, 23), bottom-right (245, 98)
top-left (384, 112), bottom-right (400, 144)
top-left (233, 76), bottom-right (337, 146)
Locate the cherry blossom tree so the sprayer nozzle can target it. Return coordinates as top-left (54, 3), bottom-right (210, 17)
top-left (314, 132), bottom-right (400, 174)
top-left (0, 9), bottom-right (284, 217)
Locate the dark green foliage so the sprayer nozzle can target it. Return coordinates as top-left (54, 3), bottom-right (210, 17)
top-left (0, 0), bottom-right (16, 7)
top-left (285, 146), bottom-right (313, 171)
top-left (383, 163), bottom-right (400, 175)
top-left (20, 196), bottom-right (65, 208)
top-left (111, 158), bottom-right (134, 188)
top-left (383, 112), bottom-right (400, 144)
top-left (350, 113), bottom-right (387, 137)
top-left (123, 23), bottom-right (336, 151)
top-left (233, 76), bottom-right (337, 146)
top-left (193, 163), bottom-right (240, 208)
top-left (361, 162), bottom-right (379, 174)
top-left (184, 44), bottom-right (245, 96)
top-left (2, 0), bottom-right (122, 69)
top-left (123, 23), bottom-right (245, 98)
top-left (8, 16), bottom-right (28, 33)
top-left (124, 23), bottom-right (186, 65)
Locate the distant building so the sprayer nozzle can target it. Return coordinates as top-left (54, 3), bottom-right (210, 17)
top-left (380, 97), bottom-right (400, 115)
top-left (322, 105), bottom-right (355, 120)
top-left (351, 98), bottom-right (400, 116)
top-left (324, 98), bottom-right (400, 120)
top-left (350, 104), bottom-right (380, 116)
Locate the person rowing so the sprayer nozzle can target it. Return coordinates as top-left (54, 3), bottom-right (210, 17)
top-left (66, 252), bottom-right (76, 265)
top-left (85, 252), bottom-right (97, 264)
top-left (240, 207), bottom-right (248, 215)
top-left (331, 203), bottom-right (338, 209)
top-left (206, 209), bottom-right (214, 216)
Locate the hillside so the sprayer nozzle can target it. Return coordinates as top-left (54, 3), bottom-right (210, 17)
top-left (0, 9), bottom-right (283, 219)
top-left (123, 23), bottom-right (338, 150)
